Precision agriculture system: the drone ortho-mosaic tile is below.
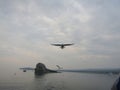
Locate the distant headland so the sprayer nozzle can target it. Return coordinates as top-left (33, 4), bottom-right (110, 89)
top-left (20, 63), bottom-right (120, 75)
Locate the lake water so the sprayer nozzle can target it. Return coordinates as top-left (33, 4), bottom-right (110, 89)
top-left (0, 70), bottom-right (118, 90)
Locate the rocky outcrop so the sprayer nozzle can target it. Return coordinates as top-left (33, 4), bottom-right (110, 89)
top-left (35, 63), bottom-right (57, 75)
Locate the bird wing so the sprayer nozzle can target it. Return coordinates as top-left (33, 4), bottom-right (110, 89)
top-left (51, 44), bottom-right (62, 46)
top-left (63, 43), bottom-right (74, 46)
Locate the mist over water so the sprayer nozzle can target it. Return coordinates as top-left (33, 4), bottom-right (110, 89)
top-left (0, 0), bottom-right (120, 90)
top-left (0, 69), bottom-right (118, 90)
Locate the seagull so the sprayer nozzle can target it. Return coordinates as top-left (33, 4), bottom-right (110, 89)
top-left (56, 65), bottom-right (63, 70)
top-left (51, 43), bottom-right (74, 49)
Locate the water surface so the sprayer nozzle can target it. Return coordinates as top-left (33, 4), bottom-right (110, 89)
top-left (0, 70), bottom-right (118, 90)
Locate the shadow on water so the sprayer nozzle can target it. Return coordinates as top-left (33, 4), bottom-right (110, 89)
top-left (33, 73), bottom-right (67, 90)
top-left (34, 73), bottom-right (46, 79)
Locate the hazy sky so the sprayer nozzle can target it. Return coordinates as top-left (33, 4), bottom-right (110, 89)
top-left (0, 0), bottom-right (120, 70)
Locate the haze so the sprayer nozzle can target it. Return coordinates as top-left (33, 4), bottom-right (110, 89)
top-left (0, 0), bottom-right (120, 72)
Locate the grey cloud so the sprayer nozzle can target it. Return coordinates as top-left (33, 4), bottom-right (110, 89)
top-left (0, 0), bottom-right (120, 69)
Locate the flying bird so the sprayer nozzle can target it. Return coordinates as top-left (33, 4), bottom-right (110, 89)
top-left (56, 65), bottom-right (61, 70)
top-left (51, 43), bottom-right (74, 49)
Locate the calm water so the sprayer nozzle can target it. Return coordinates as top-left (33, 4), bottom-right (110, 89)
top-left (0, 70), bottom-right (118, 90)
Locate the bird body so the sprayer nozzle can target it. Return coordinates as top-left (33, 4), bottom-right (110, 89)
top-left (51, 43), bottom-right (74, 49)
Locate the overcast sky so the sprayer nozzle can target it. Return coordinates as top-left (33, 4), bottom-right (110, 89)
top-left (0, 0), bottom-right (120, 70)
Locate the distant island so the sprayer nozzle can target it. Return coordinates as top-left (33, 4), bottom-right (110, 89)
top-left (35, 63), bottom-right (58, 75)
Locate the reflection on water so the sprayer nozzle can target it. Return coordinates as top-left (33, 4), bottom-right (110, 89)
top-left (0, 70), bottom-right (118, 90)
